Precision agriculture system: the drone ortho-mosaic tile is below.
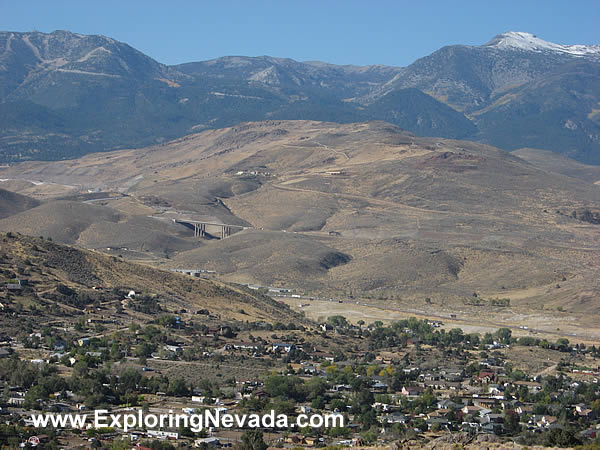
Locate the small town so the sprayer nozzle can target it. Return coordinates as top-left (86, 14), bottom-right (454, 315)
top-left (2, 256), bottom-right (600, 448)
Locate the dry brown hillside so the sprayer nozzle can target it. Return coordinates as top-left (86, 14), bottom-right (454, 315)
top-left (514, 148), bottom-right (600, 184)
top-left (0, 120), bottom-right (598, 331)
top-left (0, 188), bottom-right (39, 218)
top-left (0, 199), bottom-right (200, 258)
top-left (0, 232), bottom-right (303, 324)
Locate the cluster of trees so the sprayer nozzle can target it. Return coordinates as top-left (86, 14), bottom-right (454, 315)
top-left (0, 356), bottom-right (197, 410)
top-left (45, 283), bottom-right (102, 309)
top-left (130, 295), bottom-right (162, 314)
top-left (263, 375), bottom-right (327, 404)
top-left (363, 319), bottom-right (513, 351)
top-left (490, 298), bottom-right (511, 307)
top-left (463, 296), bottom-right (510, 307)
top-left (571, 209), bottom-right (600, 225)
top-left (0, 424), bottom-right (59, 449)
top-left (326, 316), bottom-right (585, 358)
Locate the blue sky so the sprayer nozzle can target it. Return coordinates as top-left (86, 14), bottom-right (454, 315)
top-left (2, 0), bottom-right (599, 66)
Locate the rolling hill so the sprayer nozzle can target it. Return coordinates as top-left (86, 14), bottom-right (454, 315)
top-left (0, 199), bottom-right (200, 258)
top-left (513, 148), bottom-right (600, 184)
top-left (1, 120), bottom-right (598, 320)
top-left (0, 232), bottom-right (302, 324)
top-left (0, 188), bottom-right (39, 218)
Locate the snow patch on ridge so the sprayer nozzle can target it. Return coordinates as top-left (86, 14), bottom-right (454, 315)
top-left (486, 31), bottom-right (600, 57)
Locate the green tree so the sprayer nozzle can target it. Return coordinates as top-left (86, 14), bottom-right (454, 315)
top-left (494, 328), bottom-right (512, 344)
top-left (504, 409), bottom-right (520, 435)
top-left (311, 396), bottom-right (325, 410)
top-left (168, 377), bottom-right (189, 396)
top-left (556, 338), bottom-right (570, 351)
top-left (241, 430), bottom-right (267, 450)
top-left (327, 315), bottom-right (349, 328)
top-left (24, 384), bottom-right (47, 409)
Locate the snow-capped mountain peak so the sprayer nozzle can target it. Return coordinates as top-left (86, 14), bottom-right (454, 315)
top-left (485, 31), bottom-right (600, 57)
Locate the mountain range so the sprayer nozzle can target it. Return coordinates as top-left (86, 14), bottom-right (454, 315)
top-left (1, 30), bottom-right (599, 163)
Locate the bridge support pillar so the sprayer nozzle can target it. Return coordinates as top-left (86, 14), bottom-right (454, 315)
top-left (221, 225), bottom-right (231, 239)
top-left (193, 223), bottom-right (206, 238)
